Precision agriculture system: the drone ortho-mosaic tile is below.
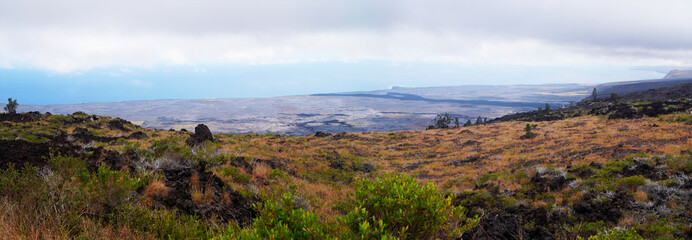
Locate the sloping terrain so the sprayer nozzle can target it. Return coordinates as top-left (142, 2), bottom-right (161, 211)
top-left (587, 79), bottom-right (692, 101)
top-left (1, 99), bottom-right (690, 239)
top-left (491, 82), bottom-right (692, 123)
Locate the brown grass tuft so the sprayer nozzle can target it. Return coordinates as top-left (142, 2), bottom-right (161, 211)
top-left (143, 180), bottom-right (169, 199)
top-left (634, 190), bottom-right (648, 203)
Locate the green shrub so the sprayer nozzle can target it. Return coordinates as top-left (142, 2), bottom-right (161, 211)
top-left (345, 172), bottom-right (466, 239)
top-left (582, 228), bottom-right (644, 240)
top-left (111, 203), bottom-right (211, 239)
top-left (222, 166), bottom-right (251, 183)
top-left (223, 193), bottom-right (329, 240)
top-left (268, 169), bottom-right (286, 180)
top-left (664, 154), bottom-right (692, 173)
top-left (48, 114), bottom-right (75, 123)
top-left (638, 221), bottom-right (676, 239)
top-left (615, 175), bottom-right (647, 191)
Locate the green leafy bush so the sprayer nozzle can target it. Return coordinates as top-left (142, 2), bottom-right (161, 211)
top-left (345, 172), bottom-right (466, 239)
top-left (615, 175), bottom-right (647, 191)
top-left (222, 165), bottom-right (251, 183)
top-left (225, 193), bottom-right (328, 240)
top-left (582, 228), bottom-right (644, 240)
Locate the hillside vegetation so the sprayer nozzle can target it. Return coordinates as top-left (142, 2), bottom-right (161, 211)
top-left (1, 99), bottom-right (691, 239)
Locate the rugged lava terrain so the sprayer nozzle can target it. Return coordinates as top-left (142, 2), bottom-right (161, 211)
top-left (1, 97), bottom-right (691, 239)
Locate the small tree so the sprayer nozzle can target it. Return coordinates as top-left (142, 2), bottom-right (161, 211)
top-left (427, 113), bottom-right (456, 130)
top-left (520, 123), bottom-right (538, 139)
top-left (463, 119), bottom-right (473, 127)
top-left (475, 116), bottom-right (483, 125)
top-left (4, 98), bottom-right (18, 114)
top-left (545, 103), bottom-right (551, 112)
top-left (610, 93), bottom-right (620, 102)
top-left (592, 88), bottom-right (598, 101)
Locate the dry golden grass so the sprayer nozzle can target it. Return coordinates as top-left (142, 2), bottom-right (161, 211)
top-left (142, 180), bottom-right (169, 199)
top-left (204, 115), bottom-right (692, 218)
top-left (189, 173), bottom-right (200, 187)
top-left (0, 199), bottom-right (153, 240)
top-left (634, 190), bottom-right (649, 203)
top-left (252, 163), bottom-right (270, 183)
top-left (8, 112), bottom-right (688, 232)
top-left (618, 212), bottom-right (639, 226)
top-left (191, 186), bottom-right (214, 205)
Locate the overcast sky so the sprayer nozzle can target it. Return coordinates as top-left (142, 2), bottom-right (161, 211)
top-left (1, 0), bottom-right (691, 104)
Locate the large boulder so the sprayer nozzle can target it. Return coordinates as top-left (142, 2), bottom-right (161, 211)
top-left (186, 124), bottom-right (214, 146)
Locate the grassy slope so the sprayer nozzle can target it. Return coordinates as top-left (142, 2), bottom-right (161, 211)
top-left (1, 111), bottom-right (690, 239)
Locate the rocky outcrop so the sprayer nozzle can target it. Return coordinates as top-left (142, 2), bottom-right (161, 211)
top-left (185, 124), bottom-right (214, 147)
top-left (155, 162), bottom-right (257, 226)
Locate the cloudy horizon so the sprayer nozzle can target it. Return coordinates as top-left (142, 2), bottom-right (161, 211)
top-left (1, 0), bottom-right (691, 104)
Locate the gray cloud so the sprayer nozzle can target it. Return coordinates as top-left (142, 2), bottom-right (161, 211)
top-left (0, 0), bottom-right (690, 72)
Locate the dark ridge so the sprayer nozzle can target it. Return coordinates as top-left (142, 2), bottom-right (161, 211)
top-left (490, 82), bottom-right (692, 123)
top-left (586, 79), bottom-right (692, 101)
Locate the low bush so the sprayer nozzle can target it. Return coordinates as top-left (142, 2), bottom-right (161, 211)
top-left (345, 172), bottom-right (467, 239)
top-left (220, 193), bottom-right (329, 240)
top-left (582, 228), bottom-right (644, 240)
top-left (615, 175), bottom-right (647, 191)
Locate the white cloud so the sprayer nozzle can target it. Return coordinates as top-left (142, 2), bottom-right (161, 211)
top-left (0, 0), bottom-right (690, 73)
top-left (128, 79), bottom-right (153, 87)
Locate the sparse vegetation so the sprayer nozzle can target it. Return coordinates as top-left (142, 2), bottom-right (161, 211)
top-left (520, 123), bottom-right (538, 139)
top-left (0, 107), bottom-right (690, 239)
top-left (427, 113), bottom-right (458, 129)
top-left (4, 98), bottom-right (18, 114)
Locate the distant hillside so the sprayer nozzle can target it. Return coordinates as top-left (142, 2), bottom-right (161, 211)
top-left (19, 83), bottom-right (592, 135)
top-left (491, 82), bottom-right (692, 123)
top-left (587, 77), bottom-right (692, 101)
top-left (663, 69), bottom-right (692, 79)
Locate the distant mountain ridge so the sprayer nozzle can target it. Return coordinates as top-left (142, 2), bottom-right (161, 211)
top-left (663, 69), bottom-right (692, 79)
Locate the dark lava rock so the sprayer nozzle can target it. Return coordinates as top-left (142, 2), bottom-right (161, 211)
top-left (185, 124), bottom-right (214, 147)
top-left (107, 118), bottom-right (131, 132)
top-left (73, 127), bottom-right (90, 135)
top-left (462, 140), bottom-right (481, 147)
top-left (604, 103), bottom-right (642, 119)
top-left (84, 146), bottom-right (136, 172)
top-left (0, 111), bottom-right (43, 123)
top-left (401, 161), bottom-right (432, 171)
top-left (314, 131), bottom-right (332, 137)
top-left (71, 127), bottom-right (119, 143)
top-left (353, 162), bottom-right (375, 173)
top-left (157, 163), bottom-right (256, 226)
top-left (0, 140), bottom-right (73, 169)
top-left (573, 191), bottom-right (632, 224)
top-left (619, 160), bottom-right (666, 181)
top-left (462, 207), bottom-right (555, 240)
top-left (329, 159), bottom-right (345, 170)
top-left (532, 171), bottom-right (568, 193)
top-left (449, 155), bottom-right (481, 167)
top-left (462, 211), bottom-right (525, 240)
top-left (128, 131), bottom-right (149, 139)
